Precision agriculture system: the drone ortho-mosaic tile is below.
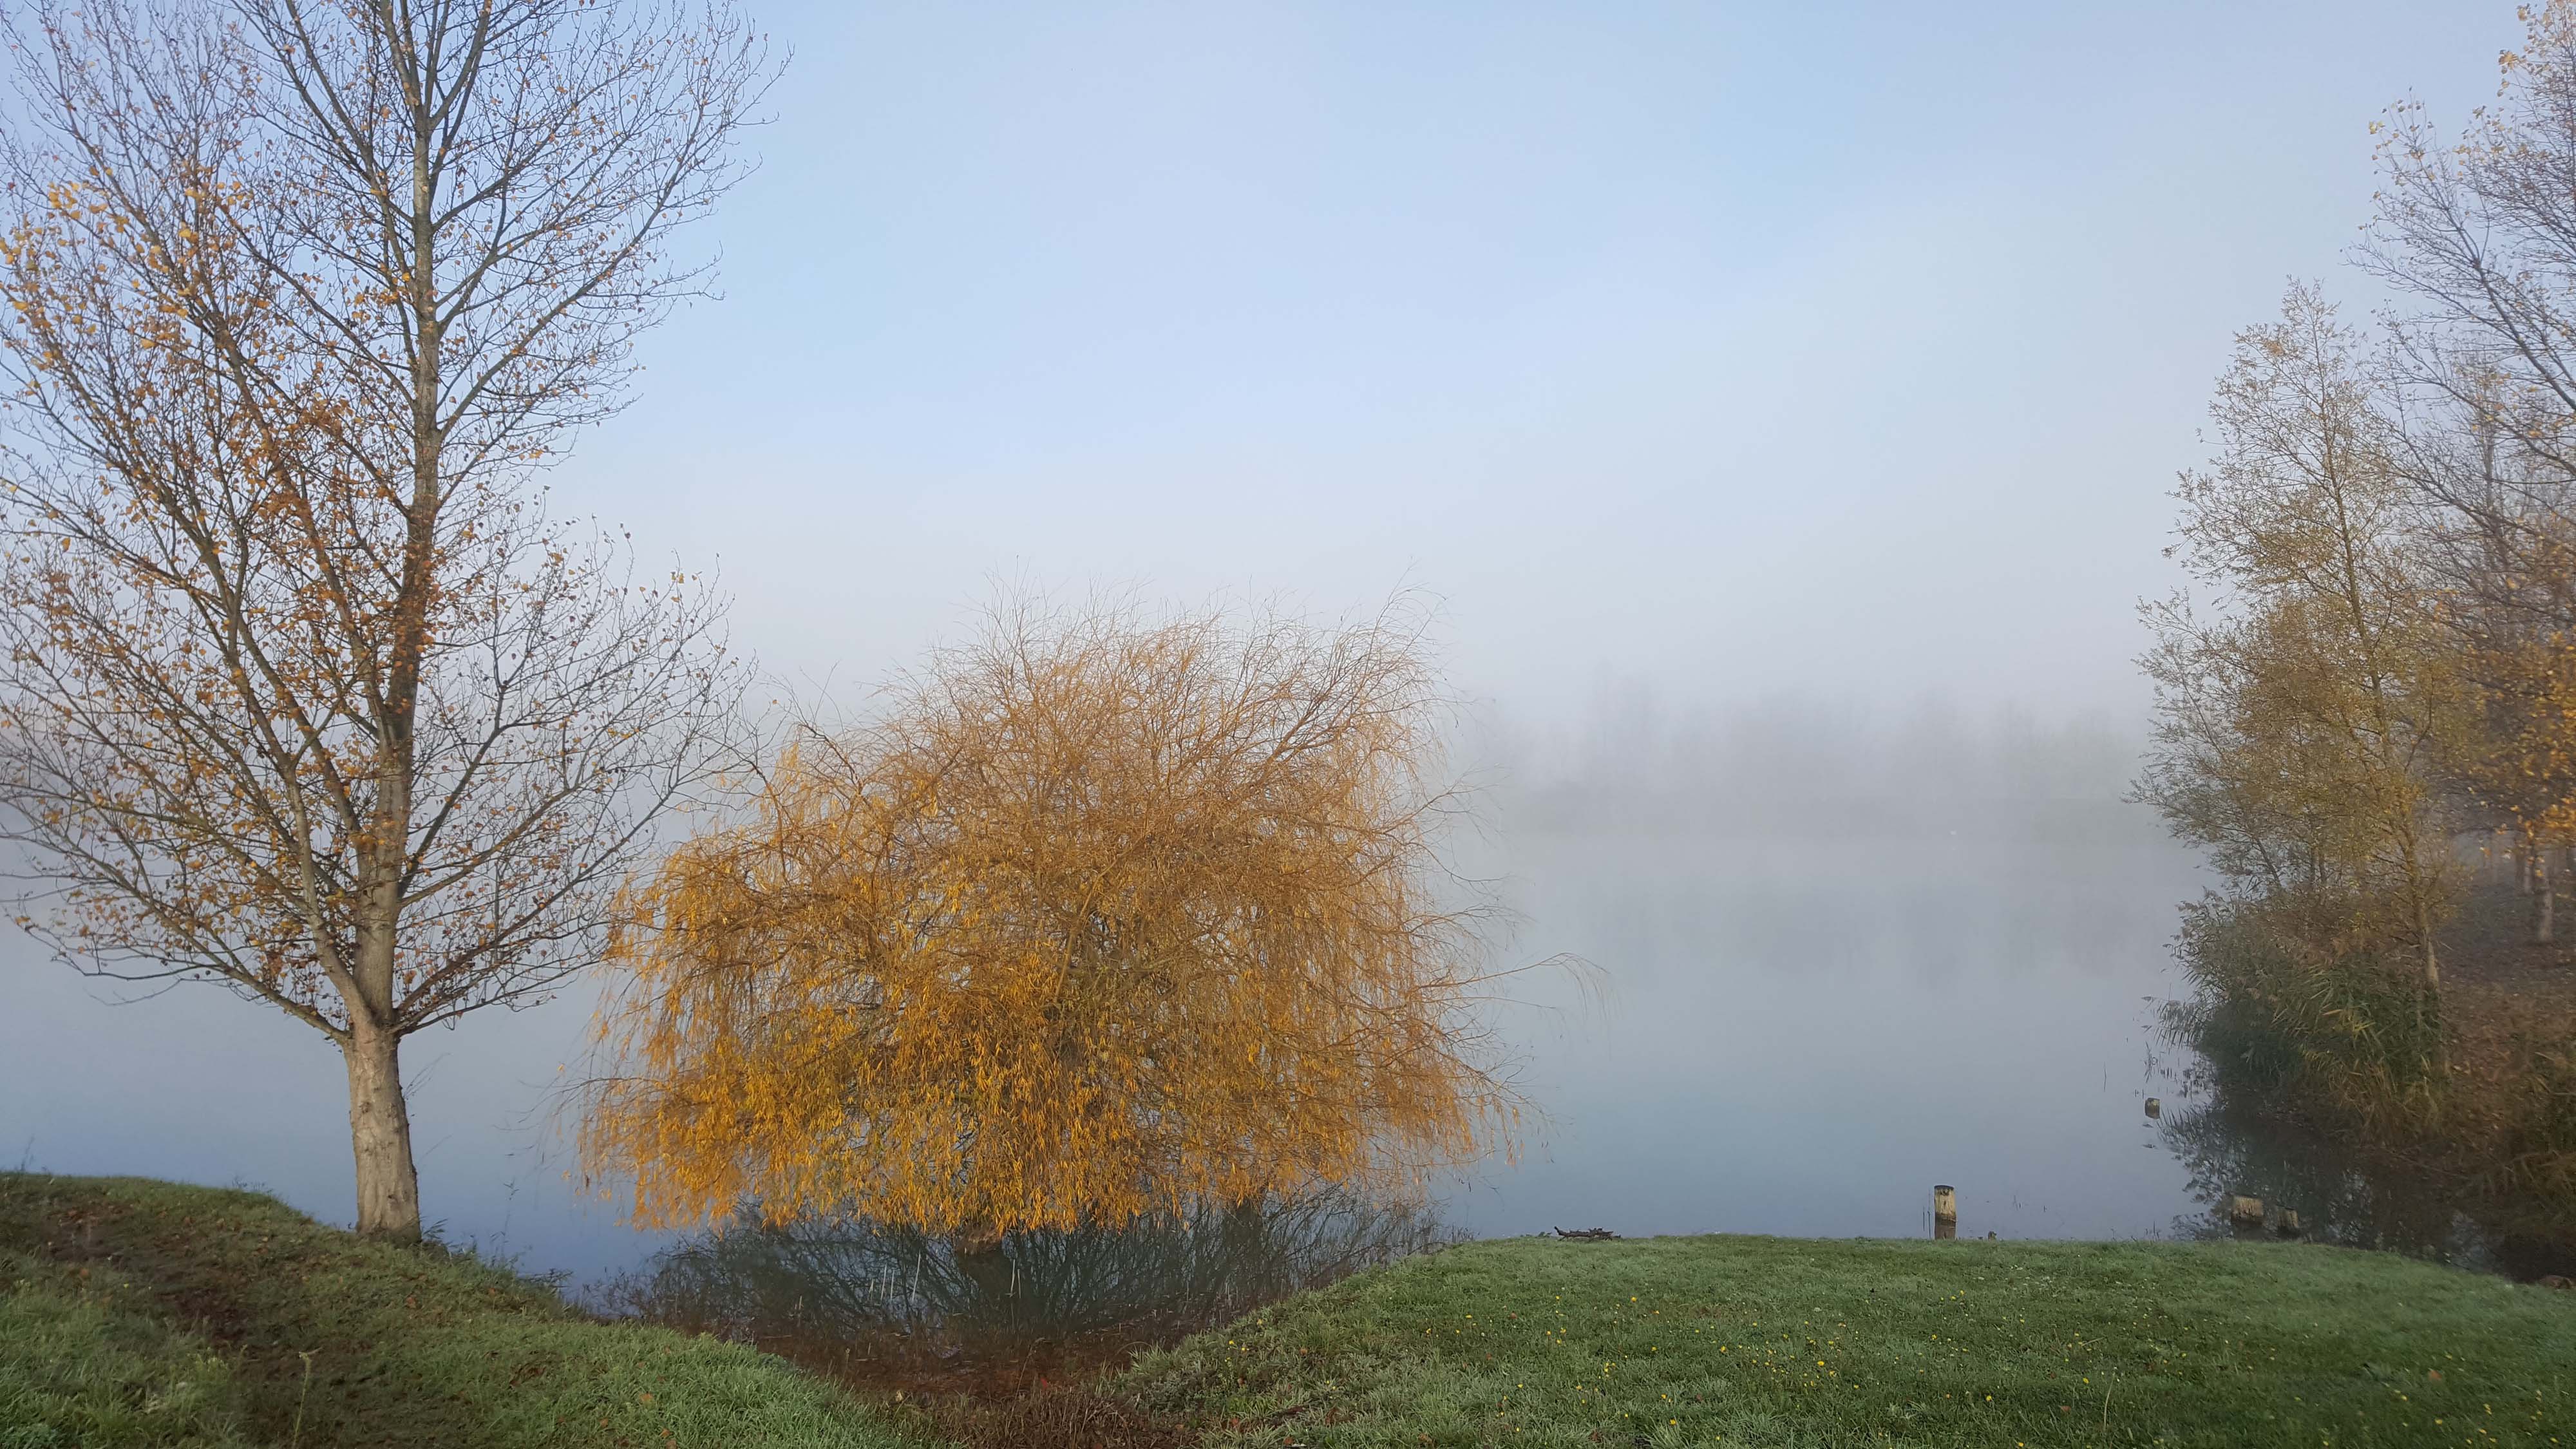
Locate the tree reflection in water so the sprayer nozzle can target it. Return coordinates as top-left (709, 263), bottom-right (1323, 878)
top-left (2155, 1058), bottom-right (2576, 1280)
top-left (591, 1189), bottom-right (1457, 1390)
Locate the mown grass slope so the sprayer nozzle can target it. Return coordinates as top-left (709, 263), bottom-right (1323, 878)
top-left (1122, 1233), bottom-right (2576, 1448)
top-left (15, 1173), bottom-right (2576, 1449)
top-left (1, 1239), bottom-right (259, 1448)
top-left (0, 1173), bottom-right (919, 1449)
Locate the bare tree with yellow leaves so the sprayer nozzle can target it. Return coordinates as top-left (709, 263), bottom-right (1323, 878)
top-left (2362, 0), bottom-right (2576, 946)
top-left (0, 0), bottom-right (772, 1240)
top-left (583, 597), bottom-right (1527, 1242)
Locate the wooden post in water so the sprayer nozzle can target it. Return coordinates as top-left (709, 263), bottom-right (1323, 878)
top-left (2143, 1097), bottom-right (2161, 1119)
top-left (1933, 1184), bottom-right (1957, 1239)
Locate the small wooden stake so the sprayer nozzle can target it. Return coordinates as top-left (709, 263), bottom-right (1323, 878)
top-left (2143, 1097), bottom-right (2161, 1119)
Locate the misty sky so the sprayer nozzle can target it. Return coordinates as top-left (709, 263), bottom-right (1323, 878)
top-left (0, 1), bottom-right (2529, 1253)
top-left (545, 0), bottom-right (2513, 725)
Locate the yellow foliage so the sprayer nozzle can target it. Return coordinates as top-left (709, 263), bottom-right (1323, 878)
top-left (2459, 613), bottom-right (2576, 844)
top-left (2140, 284), bottom-right (2467, 983)
top-left (583, 596), bottom-right (1517, 1234)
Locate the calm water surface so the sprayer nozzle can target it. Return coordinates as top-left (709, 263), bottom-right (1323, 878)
top-left (1440, 825), bottom-right (2205, 1243)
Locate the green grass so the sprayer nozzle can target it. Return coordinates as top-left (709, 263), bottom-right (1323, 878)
top-left (0, 1173), bottom-right (920, 1449)
top-left (0, 1244), bottom-right (258, 1448)
top-left (14, 1175), bottom-right (2576, 1448)
top-left (1121, 1234), bottom-right (2576, 1449)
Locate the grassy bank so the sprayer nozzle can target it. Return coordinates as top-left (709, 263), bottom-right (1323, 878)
top-left (0, 1173), bottom-right (915, 1448)
top-left (12, 1174), bottom-right (2576, 1448)
top-left (1122, 1233), bottom-right (2576, 1449)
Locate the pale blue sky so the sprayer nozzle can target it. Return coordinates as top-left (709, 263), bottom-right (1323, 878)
top-left (556, 0), bottom-right (2515, 724)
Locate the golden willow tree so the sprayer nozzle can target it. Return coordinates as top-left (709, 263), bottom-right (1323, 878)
top-left (584, 599), bottom-right (1524, 1238)
top-left (0, 0), bottom-right (772, 1240)
top-left (2138, 285), bottom-right (2466, 987)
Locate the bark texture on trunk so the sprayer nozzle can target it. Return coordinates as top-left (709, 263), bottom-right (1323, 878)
top-left (2417, 892), bottom-right (2441, 989)
top-left (344, 1025), bottom-right (422, 1240)
top-left (952, 1230), bottom-right (1019, 1316)
top-left (2539, 848), bottom-right (2557, 946)
top-left (1218, 1196), bottom-right (1282, 1311)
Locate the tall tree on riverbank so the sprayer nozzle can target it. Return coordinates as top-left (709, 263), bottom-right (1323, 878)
top-left (2141, 1), bottom-right (2576, 1188)
top-left (0, 0), bottom-right (772, 1240)
top-left (2360, 0), bottom-right (2576, 942)
top-left (2139, 285), bottom-right (2465, 985)
top-left (584, 597), bottom-right (1525, 1237)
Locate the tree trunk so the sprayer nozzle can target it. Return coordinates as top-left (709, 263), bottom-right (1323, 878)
top-left (2538, 847), bottom-right (2557, 946)
top-left (343, 1024), bottom-right (422, 1241)
top-left (2521, 836), bottom-right (2536, 895)
top-left (952, 1228), bottom-right (1019, 1318)
top-left (2416, 891), bottom-right (2441, 989)
top-left (1217, 1196), bottom-right (1278, 1318)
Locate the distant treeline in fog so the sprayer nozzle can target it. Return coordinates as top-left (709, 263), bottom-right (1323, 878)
top-left (1480, 683), bottom-right (2154, 839)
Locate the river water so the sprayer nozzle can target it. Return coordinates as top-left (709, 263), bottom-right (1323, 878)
top-left (5, 806), bottom-right (2559, 1373)
top-left (1437, 822), bottom-right (2204, 1244)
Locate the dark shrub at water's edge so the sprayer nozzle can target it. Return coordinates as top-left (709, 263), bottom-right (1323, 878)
top-left (2163, 885), bottom-right (2576, 1269)
top-left (589, 1188), bottom-right (1455, 1392)
top-left (2169, 891), bottom-right (2447, 1133)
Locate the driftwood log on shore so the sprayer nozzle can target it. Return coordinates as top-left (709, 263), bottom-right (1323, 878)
top-left (1551, 1226), bottom-right (1620, 1240)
